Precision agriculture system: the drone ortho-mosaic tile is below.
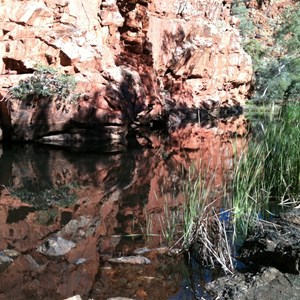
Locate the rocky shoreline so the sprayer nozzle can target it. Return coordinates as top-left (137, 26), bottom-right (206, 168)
top-left (206, 208), bottom-right (300, 299)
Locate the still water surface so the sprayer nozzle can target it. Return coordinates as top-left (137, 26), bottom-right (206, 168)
top-left (0, 118), bottom-right (247, 299)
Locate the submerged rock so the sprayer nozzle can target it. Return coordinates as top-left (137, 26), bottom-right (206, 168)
top-left (1, 249), bottom-right (20, 259)
top-left (0, 254), bottom-right (13, 273)
top-left (37, 236), bottom-right (76, 256)
top-left (72, 258), bottom-right (88, 266)
top-left (108, 255), bottom-right (151, 265)
top-left (107, 298), bottom-right (135, 300)
top-left (64, 296), bottom-right (83, 300)
top-left (133, 247), bottom-right (151, 255)
top-left (133, 246), bottom-right (169, 255)
top-left (61, 216), bottom-right (91, 237)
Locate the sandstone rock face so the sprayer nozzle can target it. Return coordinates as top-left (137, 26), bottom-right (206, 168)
top-left (0, 0), bottom-right (252, 142)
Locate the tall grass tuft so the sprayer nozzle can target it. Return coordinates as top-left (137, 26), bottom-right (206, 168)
top-left (159, 199), bottom-right (181, 246)
top-left (264, 104), bottom-right (300, 202)
top-left (182, 165), bottom-right (215, 250)
top-left (231, 140), bottom-right (271, 240)
top-left (180, 165), bottom-right (234, 274)
top-left (232, 103), bottom-right (300, 239)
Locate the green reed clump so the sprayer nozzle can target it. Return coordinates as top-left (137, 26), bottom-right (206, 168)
top-left (182, 166), bottom-right (215, 250)
top-left (179, 166), bottom-right (233, 273)
top-left (232, 103), bottom-right (300, 238)
top-left (232, 139), bottom-right (271, 239)
top-left (265, 105), bottom-right (300, 199)
top-left (159, 203), bottom-right (181, 246)
top-left (257, 104), bottom-right (300, 201)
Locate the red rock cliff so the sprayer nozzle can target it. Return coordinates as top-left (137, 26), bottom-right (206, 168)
top-left (0, 0), bottom-right (253, 142)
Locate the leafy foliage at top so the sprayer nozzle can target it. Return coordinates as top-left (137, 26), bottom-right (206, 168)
top-left (276, 5), bottom-right (300, 54)
top-left (231, 0), bottom-right (267, 72)
top-left (10, 65), bottom-right (77, 103)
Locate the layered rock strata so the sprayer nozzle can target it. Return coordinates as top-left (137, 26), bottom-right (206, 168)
top-left (0, 0), bottom-right (252, 142)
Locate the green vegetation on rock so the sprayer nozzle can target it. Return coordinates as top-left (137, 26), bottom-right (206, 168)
top-left (10, 65), bottom-right (78, 104)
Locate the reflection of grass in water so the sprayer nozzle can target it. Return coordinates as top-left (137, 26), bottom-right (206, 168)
top-left (159, 199), bottom-right (181, 246)
top-left (10, 183), bottom-right (78, 210)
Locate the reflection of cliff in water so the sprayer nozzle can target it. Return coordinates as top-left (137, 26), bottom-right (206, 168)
top-left (1, 115), bottom-right (248, 242)
top-left (0, 115), bottom-right (249, 299)
top-left (0, 114), bottom-right (248, 229)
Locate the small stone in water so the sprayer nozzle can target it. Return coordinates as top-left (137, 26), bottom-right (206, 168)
top-left (133, 246), bottom-right (169, 255)
top-left (2, 249), bottom-right (20, 258)
top-left (0, 254), bottom-right (13, 272)
top-left (108, 255), bottom-right (151, 265)
top-left (107, 298), bottom-right (135, 300)
top-left (73, 258), bottom-right (87, 265)
top-left (37, 236), bottom-right (75, 256)
top-left (64, 295), bottom-right (83, 300)
top-left (133, 247), bottom-right (150, 255)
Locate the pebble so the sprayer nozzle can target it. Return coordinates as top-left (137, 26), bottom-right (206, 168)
top-left (2, 249), bottom-right (20, 258)
top-left (108, 255), bottom-right (151, 265)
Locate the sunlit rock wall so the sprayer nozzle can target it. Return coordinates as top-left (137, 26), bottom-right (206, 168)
top-left (0, 0), bottom-right (252, 141)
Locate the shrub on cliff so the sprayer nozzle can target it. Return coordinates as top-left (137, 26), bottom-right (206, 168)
top-left (243, 39), bottom-right (266, 70)
top-left (256, 4), bottom-right (300, 103)
top-left (276, 5), bottom-right (300, 54)
top-left (231, 0), bottom-right (255, 39)
top-left (242, 2), bottom-right (300, 103)
top-left (231, 0), bottom-right (266, 72)
top-left (10, 65), bottom-right (78, 104)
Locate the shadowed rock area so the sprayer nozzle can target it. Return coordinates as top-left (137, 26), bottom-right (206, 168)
top-left (206, 267), bottom-right (300, 300)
